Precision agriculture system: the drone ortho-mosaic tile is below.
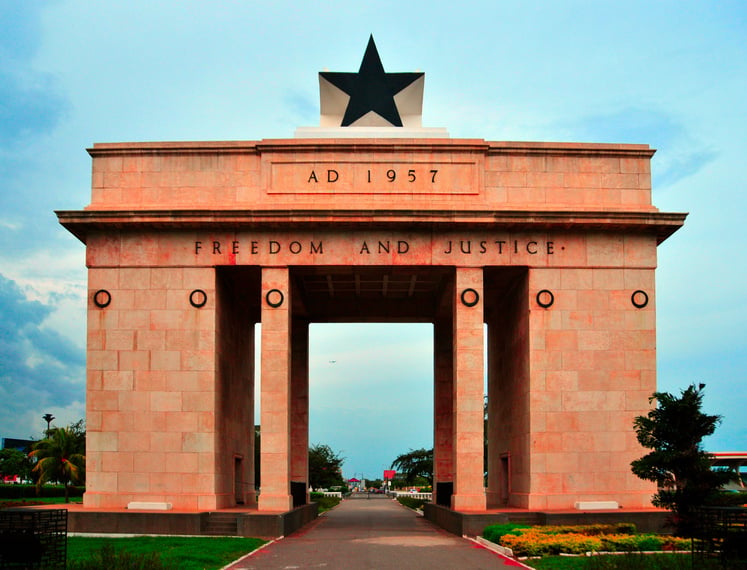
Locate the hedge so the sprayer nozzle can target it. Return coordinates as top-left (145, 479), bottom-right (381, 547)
top-left (396, 496), bottom-right (428, 511)
top-left (482, 523), bottom-right (690, 557)
top-left (309, 492), bottom-right (341, 512)
top-left (482, 524), bottom-right (530, 544)
top-left (0, 484), bottom-right (85, 499)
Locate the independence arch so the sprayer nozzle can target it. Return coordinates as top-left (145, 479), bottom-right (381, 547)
top-left (57, 38), bottom-right (685, 519)
top-left (58, 138), bottom-right (684, 513)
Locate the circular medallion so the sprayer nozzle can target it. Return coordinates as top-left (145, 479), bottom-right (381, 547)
top-left (631, 290), bottom-right (649, 308)
top-left (266, 289), bottom-right (284, 308)
top-left (460, 288), bottom-right (480, 307)
top-left (189, 289), bottom-right (207, 308)
top-left (536, 289), bottom-right (554, 308)
top-left (93, 289), bottom-right (111, 309)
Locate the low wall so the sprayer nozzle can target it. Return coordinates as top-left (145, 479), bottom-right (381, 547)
top-left (68, 503), bottom-right (319, 539)
top-left (239, 502), bottom-right (318, 538)
top-left (423, 504), bottom-right (511, 536)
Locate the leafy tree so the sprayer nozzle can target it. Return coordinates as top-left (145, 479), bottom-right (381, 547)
top-left (631, 383), bottom-right (731, 535)
top-left (308, 444), bottom-right (345, 489)
top-left (367, 478), bottom-right (383, 490)
top-left (390, 448), bottom-right (433, 485)
top-left (0, 448), bottom-right (32, 481)
top-left (29, 426), bottom-right (86, 502)
top-left (67, 419), bottom-right (86, 455)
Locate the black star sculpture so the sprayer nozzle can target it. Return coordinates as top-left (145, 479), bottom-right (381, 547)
top-left (320, 36), bottom-right (423, 127)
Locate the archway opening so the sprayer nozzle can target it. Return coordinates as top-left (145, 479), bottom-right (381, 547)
top-left (309, 323), bottom-right (434, 484)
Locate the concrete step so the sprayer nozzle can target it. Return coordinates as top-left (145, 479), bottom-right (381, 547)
top-left (202, 513), bottom-right (238, 536)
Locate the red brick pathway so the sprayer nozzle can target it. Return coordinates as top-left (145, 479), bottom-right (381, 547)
top-left (227, 495), bottom-right (526, 569)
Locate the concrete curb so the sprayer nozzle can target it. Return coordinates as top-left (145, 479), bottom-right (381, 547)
top-left (220, 537), bottom-right (282, 569)
top-left (467, 536), bottom-right (535, 569)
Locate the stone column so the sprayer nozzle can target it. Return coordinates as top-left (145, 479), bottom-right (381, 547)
top-left (451, 267), bottom-right (486, 511)
top-left (259, 267), bottom-right (293, 512)
top-left (433, 316), bottom-right (454, 507)
top-left (290, 318), bottom-right (309, 504)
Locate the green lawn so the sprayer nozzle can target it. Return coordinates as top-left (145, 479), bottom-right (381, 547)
top-left (528, 553), bottom-right (722, 569)
top-left (67, 536), bottom-right (267, 570)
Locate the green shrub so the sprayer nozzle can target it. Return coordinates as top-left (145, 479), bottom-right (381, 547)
top-left (68, 544), bottom-right (175, 570)
top-left (599, 534), bottom-right (668, 552)
top-left (501, 529), bottom-right (602, 556)
top-left (396, 496), bottom-right (427, 510)
top-left (482, 523), bottom-right (530, 544)
top-left (309, 493), bottom-right (341, 512)
top-left (612, 523), bottom-right (637, 535)
top-left (707, 490), bottom-right (747, 506)
top-left (487, 524), bottom-right (690, 557)
top-left (539, 524), bottom-right (636, 536)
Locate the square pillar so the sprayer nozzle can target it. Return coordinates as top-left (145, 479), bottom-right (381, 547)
top-left (451, 267), bottom-right (486, 511)
top-left (290, 318), bottom-right (309, 505)
top-left (433, 316), bottom-right (454, 507)
top-left (259, 267), bottom-right (293, 511)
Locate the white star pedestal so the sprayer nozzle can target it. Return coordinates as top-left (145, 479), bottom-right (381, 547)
top-left (297, 36), bottom-right (448, 138)
top-left (294, 126), bottom-right (449, 138)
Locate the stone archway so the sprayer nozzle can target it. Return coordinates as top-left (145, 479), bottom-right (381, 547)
top-left (58, 137), bottom-right (684, 513)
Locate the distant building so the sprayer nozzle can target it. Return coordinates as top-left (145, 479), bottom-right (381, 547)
top-left (1, 438), bottom-right (34, 452)
top-left (711, 452), bottom-right (747, 489)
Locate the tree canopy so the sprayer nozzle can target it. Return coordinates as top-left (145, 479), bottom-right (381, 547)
top-left (0, 448), bottom-right (32, 480)
top-left (308, 443), bottom-right (345, 489)
top-left (390, 448), bottom-right (433, 485)
top-left (631, 383), bottom-right (730, 535)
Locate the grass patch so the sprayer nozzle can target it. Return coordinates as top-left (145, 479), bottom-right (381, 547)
top-left (529, 553), bottom-right (723, 569)
top-left (67, 536), bottom-right (266, 570)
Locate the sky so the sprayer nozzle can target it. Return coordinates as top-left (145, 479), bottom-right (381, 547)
top-left (0, 1), bottom-right (745, 481)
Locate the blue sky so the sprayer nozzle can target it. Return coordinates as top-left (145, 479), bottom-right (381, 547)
top-left (0, 1), bottom-right (745, 481)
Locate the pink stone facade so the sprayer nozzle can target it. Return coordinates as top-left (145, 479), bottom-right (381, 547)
top-left (59, 138), bottom-right (684, 512)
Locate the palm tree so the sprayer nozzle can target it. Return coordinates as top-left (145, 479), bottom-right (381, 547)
top-left (29, 427), bottom-right (85, 502)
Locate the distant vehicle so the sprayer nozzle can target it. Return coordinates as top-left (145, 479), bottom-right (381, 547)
top-left (2, 475), bottom-right (27, 484)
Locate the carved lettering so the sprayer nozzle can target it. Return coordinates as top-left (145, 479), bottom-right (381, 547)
top-left (327, 169), bottom-right (339, 183)
top-left (308, 171), bottom-right (318, 183)
top-left (189, 237), bottom-right (559, 259)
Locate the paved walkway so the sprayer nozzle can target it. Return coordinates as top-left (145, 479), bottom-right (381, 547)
top-left (228, 495), bottom-right (525, 569)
